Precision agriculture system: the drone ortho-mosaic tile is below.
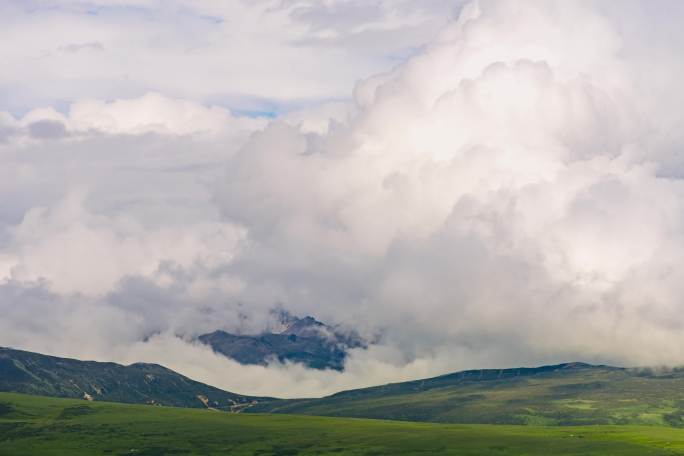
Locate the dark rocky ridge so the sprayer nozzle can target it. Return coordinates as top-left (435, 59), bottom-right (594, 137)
top-left (198, 310), bottom-right (366, 371)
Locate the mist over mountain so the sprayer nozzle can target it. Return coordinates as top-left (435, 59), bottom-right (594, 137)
top-left (197, 309), bottom-right (366, 371)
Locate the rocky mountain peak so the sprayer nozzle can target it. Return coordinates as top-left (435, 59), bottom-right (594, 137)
top-left (198, 309), bottom-right (366, 371)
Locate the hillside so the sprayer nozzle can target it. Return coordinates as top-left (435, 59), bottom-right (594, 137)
top-left (6, 346), bottom-right (684, 429)
top-left (0, 347), bottom-right (268, 411)
top-left (2, 392), bottom-right (684, 455)
top-left (250, 362), bottom-right (684, 426)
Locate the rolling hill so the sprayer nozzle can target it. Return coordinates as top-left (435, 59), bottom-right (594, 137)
top-left (250, 362), bottom-right (684, 426)
top-left (0, 347), bottom-right (268, 412)
top-left (5, 346), bottom-right (684, 429)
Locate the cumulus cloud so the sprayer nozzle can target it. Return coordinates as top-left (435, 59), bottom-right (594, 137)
top-left (11, 92), bottom-right (264, 138)
top-left (213, 0), bottom-right (684, 373)
top-left (4, 0), bottom-right (684, 398)
top-left (2, 192), bottom-right (244, 295)
top-left (0, 93), bottom-right (260, 296)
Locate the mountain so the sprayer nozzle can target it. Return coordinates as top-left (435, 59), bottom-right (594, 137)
top-left (249, 362), bottom-right (684, 427)
top-left (0, 347), bottom-right (268, 411)
top-left (197, 309), bottom-right (365, 370)
top-left (8, 345), bottom-right (684, 428)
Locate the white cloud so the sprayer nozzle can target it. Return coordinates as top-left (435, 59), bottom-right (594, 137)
top-left (12, 92), bottom-right (265, 137)
top-left (0, 0), bottom-right (461, 113)
top-left (3, 192), bottom-right (245, 295)
top-left (0, 93), bottom-right (259, 296)
top-left (62, 93), bottom-right (255, 136)
top-left (212, 0), bottom-right (684, 373)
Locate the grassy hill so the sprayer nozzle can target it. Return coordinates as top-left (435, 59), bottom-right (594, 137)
top-left (7, 346), bottom-right (684, 429)
top-left (0, 347), bottom-right (268, 411)
top-left (251, 362), bottom-right (684, 426)
top-left (3, 392), bottom-right (684, 455)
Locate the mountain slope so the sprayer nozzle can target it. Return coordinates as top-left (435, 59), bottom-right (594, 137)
top-left (0, 347), bottom-right (268, 411)
top-left (250, 362), bottom-right (684, 426)
top-left (7, 345), bottom-right (684, 428)
top-left (197, 310), bottom-right (365, 370)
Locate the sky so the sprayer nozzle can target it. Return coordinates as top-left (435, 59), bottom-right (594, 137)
top-left (2, 0), bottom-right (684, 398)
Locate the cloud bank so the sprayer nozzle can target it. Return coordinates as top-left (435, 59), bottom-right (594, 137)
top-left (3, 0), bottom-right (684, 397)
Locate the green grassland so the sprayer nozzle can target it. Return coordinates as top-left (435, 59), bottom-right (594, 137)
top-left (253, 363), bottom-right (684, 426)
top-left (3, 393), bottom-right (684, 455)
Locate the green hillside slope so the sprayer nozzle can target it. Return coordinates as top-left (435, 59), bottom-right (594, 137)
top-left (0, 347), bottom-right (268, 411)
top-left (3, 392), bottom-right (684, 455)
top-left (251, 362), bottom-right (684, 426)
